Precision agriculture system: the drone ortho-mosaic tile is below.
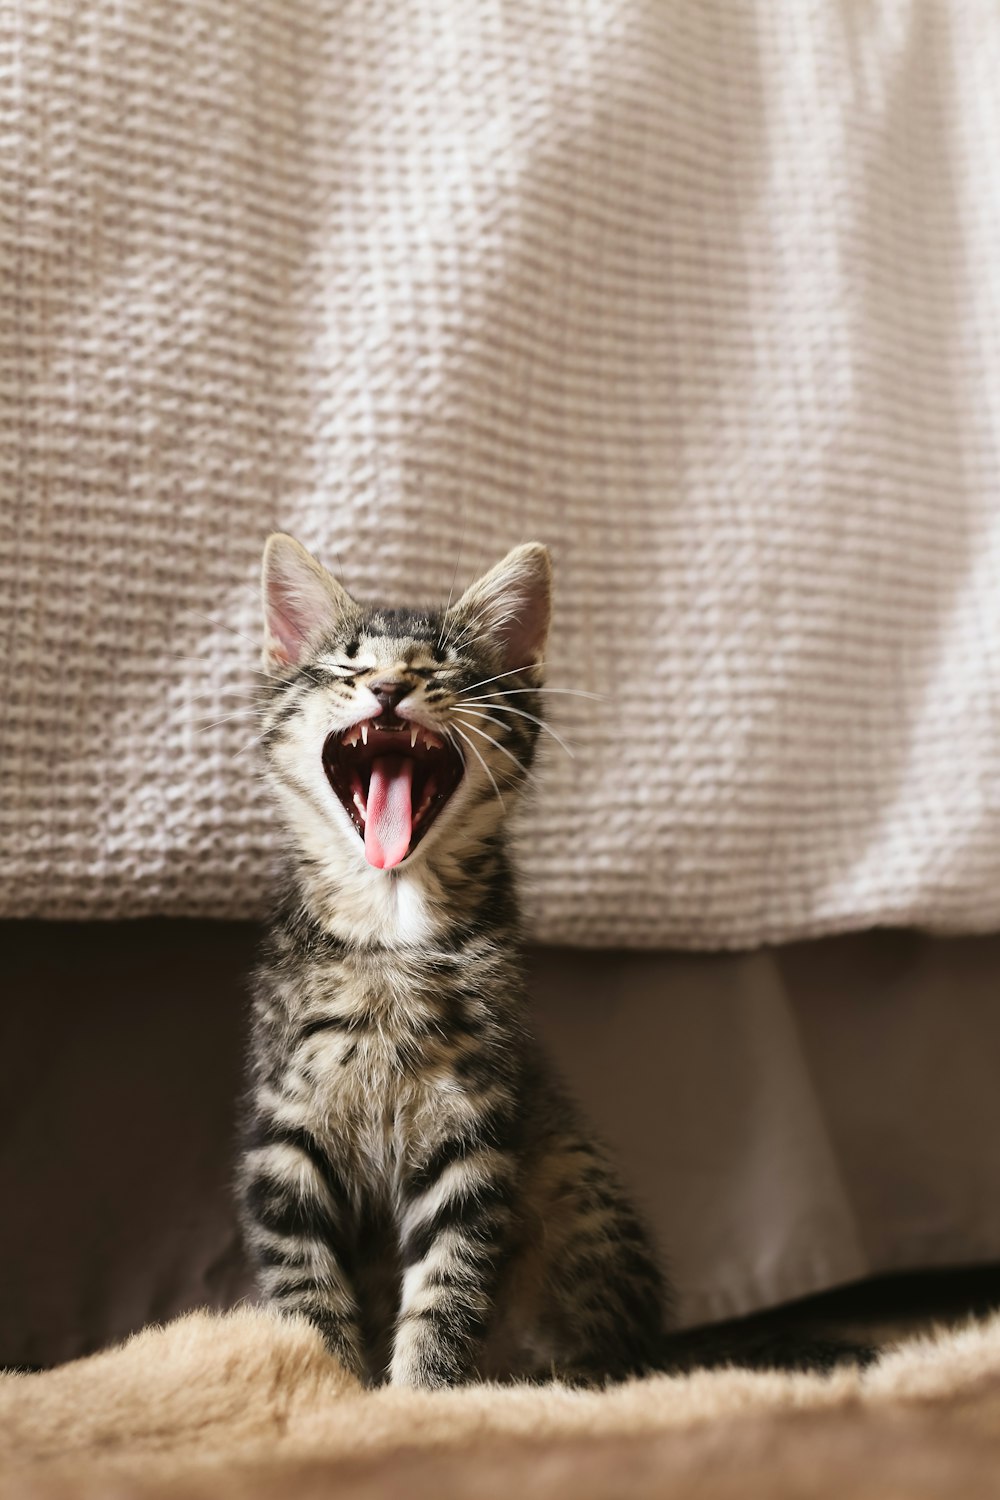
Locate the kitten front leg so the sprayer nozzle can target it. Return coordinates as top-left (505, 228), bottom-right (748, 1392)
top-left (391, 1133), bottom-right (516, 1388)
top-left (239, 1120), bottom-right (365, 1380)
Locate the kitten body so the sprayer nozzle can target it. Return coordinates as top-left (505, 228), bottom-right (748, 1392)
top-left (238, 537), bottom-right (669, 1387)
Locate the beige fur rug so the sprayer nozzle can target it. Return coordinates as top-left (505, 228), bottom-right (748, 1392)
top-left (3, 1310), bottom-right (1000, 1499)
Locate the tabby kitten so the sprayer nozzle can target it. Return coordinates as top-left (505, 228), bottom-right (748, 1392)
top-left (238, 534), bottom-right (669, 1388)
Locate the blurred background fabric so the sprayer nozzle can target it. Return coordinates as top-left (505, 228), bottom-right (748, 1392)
top-left (2, 0), bottom-right (1000, 946)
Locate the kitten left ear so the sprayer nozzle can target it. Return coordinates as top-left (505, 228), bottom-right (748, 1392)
top-left (261, 533), bottom-right (357, 671)
top-left (448, 542), bottom-right (552, 676)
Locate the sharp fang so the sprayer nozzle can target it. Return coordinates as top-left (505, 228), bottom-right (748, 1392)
top-left (352, 790), bottom-right (366, 822)
top-left (344, 730), bottom-right (358, 747)
top-left (361, 723), bottom-right (368, 745)
top-left (411, 727), bottom-right (418, 748)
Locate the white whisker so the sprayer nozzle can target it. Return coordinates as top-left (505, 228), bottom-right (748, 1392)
top-left (448, 724), bottom-right (506, 809)
top-left (458, 662), bottom-right (547, 695)
top-left (451, 715), bottom-right (537, 783)
top-left (182, 689), bottom-right (260, 706)
top-left (460, 686), bottom-right (605, 703)
top-left (232, 722), bottom-right (278, 759)
top-left (449, 707), bottom-right (512, 738)
top-left (183, 708), bottom-right (265, 732)
top-left (452, 702), bottom-right (575, 758)
top-left (182, 606), bottom-right (262, 653)
top-left (445, 608), bottom-right (492, 656)
top-left (181, 608), bottom-right (325, 687)
top-left (164, 652), bottom-right (271, 679)
top-left (437, 520), bottom-right (468, 652)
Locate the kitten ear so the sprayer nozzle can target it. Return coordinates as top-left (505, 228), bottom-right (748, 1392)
top-left (261, 533), bottom-right (356, 671)
top-left (449, 543), bottom-right (552, 676)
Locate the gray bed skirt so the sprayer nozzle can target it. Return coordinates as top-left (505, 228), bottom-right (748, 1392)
top-left (2, 922), bottom-right (997, 1367)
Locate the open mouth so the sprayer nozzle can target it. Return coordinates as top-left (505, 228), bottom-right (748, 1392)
top-left (323, 716), bottom-right (464, 869)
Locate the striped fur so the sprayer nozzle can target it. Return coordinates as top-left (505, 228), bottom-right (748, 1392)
top-left (238, 536), bottom-right (670, 1387)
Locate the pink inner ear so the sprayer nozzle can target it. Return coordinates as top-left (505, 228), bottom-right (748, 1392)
top-left (264, 566), bottom-right (331, 668)
top-left (266, 597), bottom-right (309, 666)
top-left (497, 586), bottom-right (549, 672)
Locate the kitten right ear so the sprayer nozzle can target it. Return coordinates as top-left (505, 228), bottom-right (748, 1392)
top-left (261, 534), bottom-right (356, 671)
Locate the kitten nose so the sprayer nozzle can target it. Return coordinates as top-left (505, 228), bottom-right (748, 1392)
top-left (369, 678), bottom-right (410, 714)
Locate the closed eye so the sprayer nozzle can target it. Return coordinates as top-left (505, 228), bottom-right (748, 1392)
top-left (317, 663), bottom-right (360, 679)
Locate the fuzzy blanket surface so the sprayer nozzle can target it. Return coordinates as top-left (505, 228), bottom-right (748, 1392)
top-left (3, 2), bottom-right (1000, 947)
top-left (3, 1308), bottom-right (1000, 1499)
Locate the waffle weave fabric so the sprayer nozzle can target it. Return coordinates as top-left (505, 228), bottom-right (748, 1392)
top-left (2, 2), bottom-right (1000, 947)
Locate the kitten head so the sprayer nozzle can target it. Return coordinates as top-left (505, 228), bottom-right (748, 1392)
top-left (258, 534), bottom-right (551, 880)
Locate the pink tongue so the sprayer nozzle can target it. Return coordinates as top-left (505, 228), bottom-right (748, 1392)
top-left (364, 756), bottom-right (414, 869)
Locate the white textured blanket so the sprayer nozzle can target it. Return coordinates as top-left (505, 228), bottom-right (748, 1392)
top-left (2, 1), bottom-right (999, 946)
